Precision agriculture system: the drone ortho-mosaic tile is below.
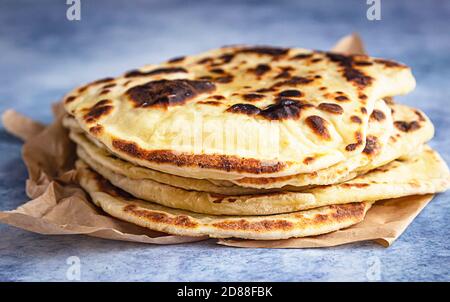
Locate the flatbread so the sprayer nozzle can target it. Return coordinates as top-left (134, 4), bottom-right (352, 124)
top-left (66, 102), bottom-right (433, 192)
top-left (77, 163), bottom-right (373, 240)
top-left (75, 146), bottom-right (450, 215)
top-left (305, 145), bottom-right (450, 206)
top-left (64, 46), bottom-right (415, 180)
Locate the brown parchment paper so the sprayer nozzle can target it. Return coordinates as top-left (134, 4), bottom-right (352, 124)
top-left (0, 33), bottom-right (435, 248)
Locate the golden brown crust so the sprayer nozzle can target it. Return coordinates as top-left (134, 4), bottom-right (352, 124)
top-left (328, 202), bottom-right (366, 220)
top-left (211, 219), bottom-right (294, 231)
top-left (123, 205), bottom-right (198, 228)
top-left (111, 138), bottom-right (287, 174)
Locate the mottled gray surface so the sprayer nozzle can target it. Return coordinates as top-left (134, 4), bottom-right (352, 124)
top-left (0, 0), bottom-right (449, 281)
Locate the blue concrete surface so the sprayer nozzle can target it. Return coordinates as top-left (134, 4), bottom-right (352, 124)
top-left (0, 0), bottom-right (449, 281)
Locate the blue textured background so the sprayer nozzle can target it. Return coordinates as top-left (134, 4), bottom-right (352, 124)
top-left (0, 0), bottom-right (449, 281)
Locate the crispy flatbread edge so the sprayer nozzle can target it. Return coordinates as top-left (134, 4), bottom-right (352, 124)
top-left (74, 145), bottom-right (450, 216)
top-left (63, 101), bottom-right (435, 191)
top-left (77, 164), bottom-right (373, 240)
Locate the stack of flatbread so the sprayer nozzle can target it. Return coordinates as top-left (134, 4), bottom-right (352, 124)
top-left (62, 45), bottom-right (450, 240)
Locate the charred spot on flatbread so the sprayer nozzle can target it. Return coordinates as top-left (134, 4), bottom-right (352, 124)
top-left (226, 103), bottom-right (261, 115)
top-left (394, 120), bottom-right (421, 132)
top-left (248, 64), bottom-right (271, 77)
top-left (290, 53), bottom-right (313, 60)
top-left (324, 53), bottom-right (373, 88)
top-left (124, 67), bottom-right (188, 78)
top-left (226, 99), bottom-right (313, 120)
top-left (259, 99), bottom-right (311, 120)
top-left (82, 99), bottom-right (113, 123)
top-left (305, 115), bottom-right (331, 140)
top-left (317, 103), bottom-right (343, 115)
top-left (242, 93), bottom-right (265, 102)
top-left (278, 89), bottom-right (303, 97)
top-left (345, 132), bottom-right (363, 151)
top-left (362, 135), bottom-right (380, 156)
top-left (89, 125), bottom-right (104, 135)
top-left (370, 109), bottom-right (386, 121)
top-left (374, 58), bottom-right (406, 68)
top-left (274, 76), bottom-right (315, 87)
top-left (64, 95), bottom-right (77, 104)
top-left (167, 56), bottom-right (185, 63)
top-left (126, 79), bottom-right (216, 108)
top-left (350, 115), bottom-right (362, 124)
top-left (239, 46), bottom-right (289, 57)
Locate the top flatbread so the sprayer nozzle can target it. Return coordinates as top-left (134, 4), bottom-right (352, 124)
top-left (63, 46), bottom-right (415, 179)
top-left (65, 101), bottom-right (433, 193)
